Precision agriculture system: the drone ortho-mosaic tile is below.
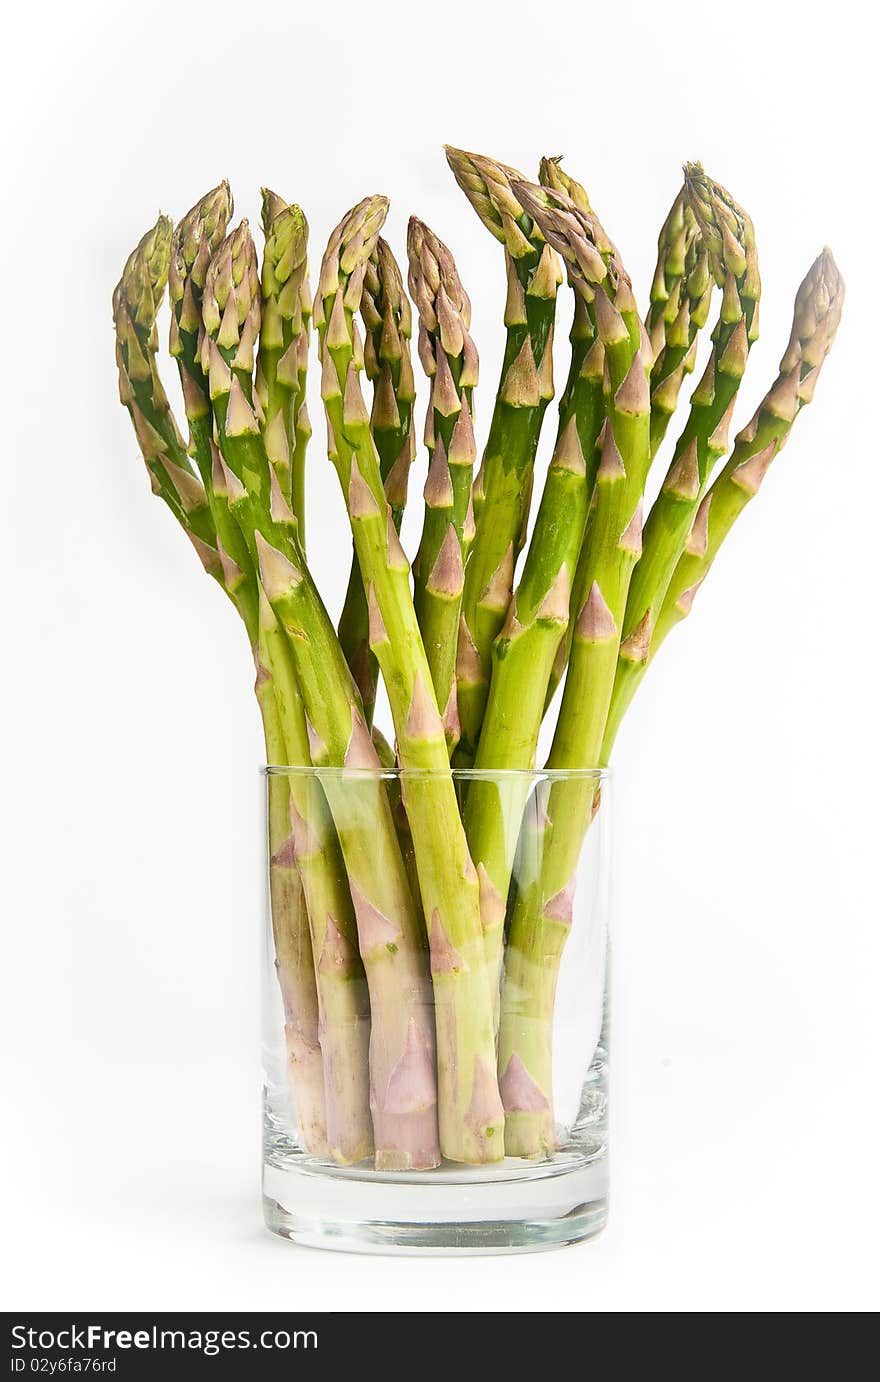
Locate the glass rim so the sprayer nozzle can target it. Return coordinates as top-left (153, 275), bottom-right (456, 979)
top-left (262, 764), bottom-right (609, 782)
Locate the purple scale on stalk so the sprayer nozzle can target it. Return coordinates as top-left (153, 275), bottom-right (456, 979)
top-left (499, 1054), bottom-right (550, 1113)
top-left (384, 1020), bottom-right (438, 1115)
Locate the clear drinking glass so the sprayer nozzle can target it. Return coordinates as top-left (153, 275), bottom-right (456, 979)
top-left (261, 766), bottom-right (609, 1254)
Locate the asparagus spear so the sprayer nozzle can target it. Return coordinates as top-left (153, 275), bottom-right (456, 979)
top-left (116, 213), bottom-right (330, 1154)
top-left (168, 190), bottom-right (341, 1149)
top-left (407, 217), bottom-right (479, 749)
top-left (649, 248), bottom-right (844, 664)
top-left (201, 221), bottom-right (378, 1163)
top-left (168, 182), bottom-right (233, 417)
top-left (260, 672), bottom-right (331, 1158)
top-left (168, 184), bottom-right (233, 393)
top-left (257, 191), bottom-right (312, 534)
top-left (538, 154), bottom-right (592, 214)
top-left (256, 540), bottom-right (440, 1170)
top-left (606, 165), bottom-right (761, 750)
top-left (644, 186), bottom-right (712, 457)
top-left (114, 216), bottom-right (215, 550)
top-left (204, 221), bottom-right (436, 1168)
top-left (315, 197), bottom-right (504, 1163)
top-left (497, 183), bottom-right (652, 1155)
top-left (337, 238), bottom-right (416, 719)
top-left (257, 611), bottom-right (374, 1164)
top-left (445, 147), bottom-right (562, 764)
top-left (364, 241), bottom-right (418, 525)
top-left (537, 157), bottom-right (612, 708)
top-left (239, 430), bottom-right (437, 1171)
top-left (167, 185), bottom-right (271, 640)
top-left (463, 173), bottom-right (614, 1020)
top-left (542, 177), bottom-right (713, 712)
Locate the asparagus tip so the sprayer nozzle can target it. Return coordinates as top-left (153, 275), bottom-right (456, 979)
top-left (807, 245), bottom-right (845, 306)
top-left (260, 186), bottom-right (289, 232)
top-left (172, 181), bottom-right (233, 256)
top-left (113, 213), bottom-right (174, 326)
top-left (444, 146), bottom-right (530, 252)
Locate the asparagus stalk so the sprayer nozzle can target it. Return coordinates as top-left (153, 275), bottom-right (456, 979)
top-left (168, 185), bottom-right (269, 639)
top-left (201, 221), bottom-right (377, 1163)
top-left (168, 190), bottom-right (342, 1153)
top-left (256, 541), bottom-right (440, 1170)
top-left (463, 174), bottom-right (613, 1020)
top-left (113, 216), bottom-right (215, 550)
top-left (542, 177), bottom-right (712, 712)
top-left (407, 217), bottom-right (479, 749)
top-left (260, 673), bottom-right (330, 1157)
top-left (537, 157), bottom-right (610, 709)
top-left (116, 212), bottom-right (331, 1154)
top-left (497, 183), bottom-right (652, 1155)
top-left (314, 197), bottom-right (504, 1163)
top-left (605, 166), bottom-right (761, 752)
top-left (168, 183), bottom-right (233, 432)
top-left (649, 248), bottom-right (844, 662)
top-left (337, 238), bottom-right (416, 719)
top-left (257, 610), bottom-right (373, 1164)
top-left (445, 148), bottom-right (562, 764)
top-left (522, 182), bottom-right (652, 777)
top-left (257, 191), bottom-right (312, 534)
top-left (644, 187), bottom-right (712, 457)
top-left (203, 220), bottom-right (434, 1168)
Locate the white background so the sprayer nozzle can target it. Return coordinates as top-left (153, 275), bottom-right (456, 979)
top-left (1, 0), bottom-right (877, 1313)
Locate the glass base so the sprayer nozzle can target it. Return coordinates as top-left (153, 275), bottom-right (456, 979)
top-left (262, 1152), bottom-right (608, 1255)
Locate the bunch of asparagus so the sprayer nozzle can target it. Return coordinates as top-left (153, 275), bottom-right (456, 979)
top-left (114, 151), bottom-right (843, 1168)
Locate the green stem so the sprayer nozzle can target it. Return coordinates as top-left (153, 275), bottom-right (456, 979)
top-left (613, 248), bottom-right (845, 741)
top-left (408, 217), bottom-right (478, 748)
top-left (337, 239), bottom-right (415, 721)
top-left (202, 221), bottom-right (379, 1163)
top-left (258, 608), bottom-right (373, 1164)
top-left (446, 148), bottom-right (561, 764)
top-left (498, 776), bottom-right (602, 1156)
top-left (256, 540), bottom-right (441, 1170)
top-left (316, 198), bottom-right (503, 1163)
top-left (494, 184), bottom-right (651, 1154)
top-left (258, 670), bottom-right (329, 1157)
top-left (114, 217), bottom-right (215, 548)
top-left (605, 166), bottom-right (761, 754)
top-left (257, 191), bottom-right (312, 537)
top-left (645, 187), bottom-right (712, 457)
top-left (465, 259), bottom-right (607, 1024)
